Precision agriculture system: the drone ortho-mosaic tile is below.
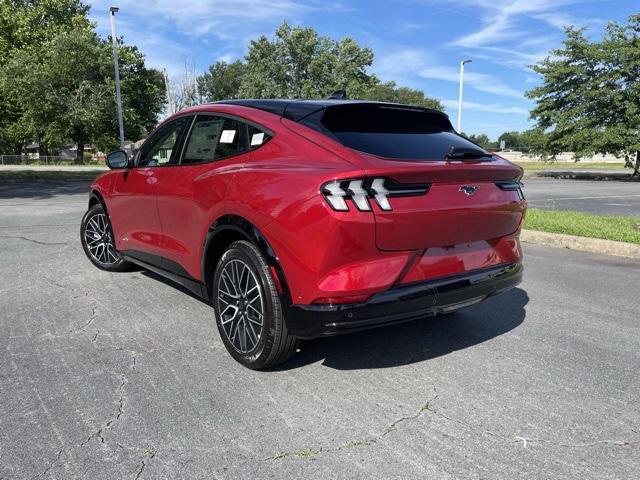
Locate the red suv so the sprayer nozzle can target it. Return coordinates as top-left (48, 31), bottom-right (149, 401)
top-left (81, 100), bottom-right (526, 369)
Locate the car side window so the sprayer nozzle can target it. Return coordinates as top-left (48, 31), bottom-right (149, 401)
top-left (137, 117), bottom-right (189, 167)
top-left (181, 115), bottom-right (247, 165)
top-left (248, 124), bottom-right (271, 149)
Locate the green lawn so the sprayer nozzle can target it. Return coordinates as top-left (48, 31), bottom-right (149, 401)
top-left (524, 208), bottom-right (640, 244)
top-left (514, 161), bottom-right (626, 171)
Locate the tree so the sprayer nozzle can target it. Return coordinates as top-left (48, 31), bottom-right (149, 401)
top-left (198, 60), bottom-right (245, 102)
top-left (1, 29), bottom-right (164, 160)
top-left (0, 0), bottom-right (91, 60)
top-left (169, 60), bottom-right (201, 112)
top-left (498, 131), bottom-right (522, 150)
top-left (0, 1), bottom-right (165, 158)
top-left (0, 0), bottom-right (93, 153)
top-left (463, 133), bottom-right (495, 150)
top-left (527, 15), bottom-right (640, 176)
top-left (365, 81), bottom-right (443, 110)
top-left (220, 21), bottom-right (442, 110)
top-left (238, 22), bottom-right (376, 99)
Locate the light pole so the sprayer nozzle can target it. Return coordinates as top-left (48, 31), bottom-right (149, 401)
top-left (109, 6), bottom-right (125, 149)
top-left (457, 59), bottom-right (472, 133)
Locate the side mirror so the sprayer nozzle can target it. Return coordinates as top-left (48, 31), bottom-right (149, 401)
top-left (106, 150), bottom-right (130, 169)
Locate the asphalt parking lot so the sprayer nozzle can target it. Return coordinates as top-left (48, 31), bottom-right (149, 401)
top-left (525, 178), bottom-right (640, 216)
top-left (1, 180), bottom-right (639, 479)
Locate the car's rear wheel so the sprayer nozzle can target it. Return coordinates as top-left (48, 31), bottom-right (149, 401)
top-left (80, 204), bottom-right (131, 272)
top-left (213, 240), bottom-right (298, 369)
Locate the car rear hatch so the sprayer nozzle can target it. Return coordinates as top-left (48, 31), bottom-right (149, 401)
top-left (301, 102), bottom-right (526, 251)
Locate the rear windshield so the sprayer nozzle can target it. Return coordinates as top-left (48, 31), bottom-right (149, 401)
top-left (299, 104), bottom-right (484, 160)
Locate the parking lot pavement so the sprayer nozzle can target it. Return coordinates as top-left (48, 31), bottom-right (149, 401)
top-left (1, 180), bottom-right (639, 480)
top-left (525, 178), bottom-right (640, 216)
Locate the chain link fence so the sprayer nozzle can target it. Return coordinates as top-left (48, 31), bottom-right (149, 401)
top-left (0, 155), bottom-right (80, 165)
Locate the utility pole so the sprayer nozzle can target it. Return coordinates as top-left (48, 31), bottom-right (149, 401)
top-left (163, 69), bottom-right (173, 115)
top-left (457, 59), bottom-right (472, 133)
top-left (109, 7), bottom-right (125, 149)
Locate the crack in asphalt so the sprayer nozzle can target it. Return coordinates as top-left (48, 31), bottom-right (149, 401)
top-left (269, 388), bottom-right (439, 460)
top-left (424, 399), bottom-right (640, 450)
top-left (134, 449), bottom-right (156, 480)
top-left (270, 386), bottom-right (640, 460)
top-left (82, 374), bottom-right (128, 446)
top-left (0, 234), bottom-right (68, 246)
top-left (29, 446), bottom-right (67, 480)
top-left (68, 307), bottom-right (97, 335)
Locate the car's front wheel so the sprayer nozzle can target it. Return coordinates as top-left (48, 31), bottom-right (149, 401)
top-left (212, 240), bottom-right (298, 369)
top-left (80, 204), bottom-right (131, 272)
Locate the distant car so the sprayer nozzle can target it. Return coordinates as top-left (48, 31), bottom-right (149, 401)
top-left (81, 100), bottom-right (526, 369)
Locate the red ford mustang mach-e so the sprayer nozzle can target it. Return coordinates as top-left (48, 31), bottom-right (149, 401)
top-left (81, 100), bottom-right (526, 369)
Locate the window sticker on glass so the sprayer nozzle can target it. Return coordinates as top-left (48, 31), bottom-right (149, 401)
top-left (220, 130), bottom-right (236, 144)
top-left (251, 132), bottom-right (265, 146)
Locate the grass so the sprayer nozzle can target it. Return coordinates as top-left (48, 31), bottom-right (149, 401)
top-left (0, 170), bottom-right (103, 181)
top-left (524, 208), bottom-right (640, 244)
top-left (513, 161), bottom-right (626, 172)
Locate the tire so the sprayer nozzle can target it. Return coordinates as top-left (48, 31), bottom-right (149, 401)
top-left (212, 240), bottom-right (299, 369)
top-left (80, 204), bottom-right (132, 272)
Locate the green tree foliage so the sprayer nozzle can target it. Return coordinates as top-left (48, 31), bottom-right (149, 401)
top-left (0, 1), bottom-right (165, 158)
top-left (0, 0), bottom-right (91, 60)
top-left (527, 15), bottom-right (640, 175)
top-left (199, 22), bottom-right (442, 111)
top-left (198, 60), bottom-right (246, 101)
top-left (463, 133), bottom-right (496, 150)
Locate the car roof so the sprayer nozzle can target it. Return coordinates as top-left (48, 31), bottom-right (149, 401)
top-left (214, 99), bottom-right (449, 122)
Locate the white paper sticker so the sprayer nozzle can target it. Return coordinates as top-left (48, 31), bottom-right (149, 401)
top-left (251, 132), bottom-right (265, 146)
top-left (220, 129), bottom-right (236, 144)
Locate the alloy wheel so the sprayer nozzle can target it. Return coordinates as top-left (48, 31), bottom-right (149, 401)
top-left (217, 259), bottom-right (264, 353)
top-left (84, 213), bottom-right (119, 265)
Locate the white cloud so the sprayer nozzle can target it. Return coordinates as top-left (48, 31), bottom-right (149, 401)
top-left (430, 0), bottom-right (589, 70)
top-left (90, 0), bottom-right (337, 38)
top-left (374, 48), bottom-right (433, 84)
top-left (441, 99), bottom-right (529, 115)
top-left (418, 66), bottom-right (524, 99)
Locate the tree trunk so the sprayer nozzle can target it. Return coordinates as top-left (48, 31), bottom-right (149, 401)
top-left (634, 151), bottom-right (640, 178)
top-left (75, 139), bottom-right (84, 165)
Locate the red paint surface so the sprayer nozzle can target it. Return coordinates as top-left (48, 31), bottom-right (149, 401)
top-left (92, 103), bottom-right (526, 306)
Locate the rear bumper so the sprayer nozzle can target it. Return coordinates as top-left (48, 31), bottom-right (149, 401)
top-left (284, 262), bottom-right (523, 339)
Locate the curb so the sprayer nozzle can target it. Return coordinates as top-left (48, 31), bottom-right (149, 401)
top-left (521, 229), bottom-right (640, 260)
top-left (535, 170), bottom-right (637, 182)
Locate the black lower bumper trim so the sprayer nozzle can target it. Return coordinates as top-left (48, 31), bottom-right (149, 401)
top-left (284, 262), bottom-right (523, 339)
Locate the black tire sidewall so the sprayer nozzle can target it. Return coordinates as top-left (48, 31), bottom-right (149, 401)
top-left (212, 241), bottom-right (283, 369)
top-left (80, 204), bottom-right (129, 272)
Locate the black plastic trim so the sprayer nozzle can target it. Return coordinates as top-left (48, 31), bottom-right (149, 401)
top-left (202, 215), bottom-right (293, 305)
top-left (284, 262), bottom-right (523, 339)
top-left (121, 251), bottom-right (209, 300)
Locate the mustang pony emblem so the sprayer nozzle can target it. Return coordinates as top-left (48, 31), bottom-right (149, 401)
top-left (459, 185), bottom-right (480, 197)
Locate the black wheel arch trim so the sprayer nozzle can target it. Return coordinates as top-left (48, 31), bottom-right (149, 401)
top-left (89, 190), bottom-right (107, 212)
top-left (202, 214), bottom-right (293, 305)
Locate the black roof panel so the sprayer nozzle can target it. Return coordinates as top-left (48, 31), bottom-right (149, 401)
top-left (215, 99), bottom-right (449, 123)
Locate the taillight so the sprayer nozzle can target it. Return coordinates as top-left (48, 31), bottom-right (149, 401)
top-left (496, 179), bottom-right (525, 200)
top-left (321, 178), bottom-right (430, 212)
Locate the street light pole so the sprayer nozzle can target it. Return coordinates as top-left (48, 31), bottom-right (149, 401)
top-left (109, 7), bottom-right (125, 149)
top-left (457, 59), bottom-right (472, 133)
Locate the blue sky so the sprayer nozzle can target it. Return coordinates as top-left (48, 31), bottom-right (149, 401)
top-left (89, 0), bottom-right (637, 139)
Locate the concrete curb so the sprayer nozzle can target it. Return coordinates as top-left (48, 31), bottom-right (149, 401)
top-left (521, 229), bottom-right (640, 259)
top-left (535, 170), bottom-right (637, 181)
